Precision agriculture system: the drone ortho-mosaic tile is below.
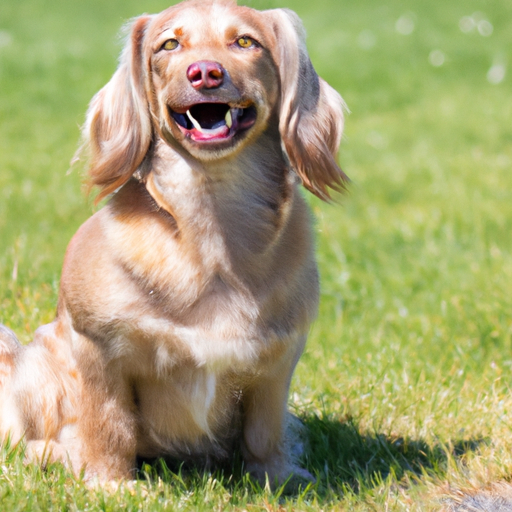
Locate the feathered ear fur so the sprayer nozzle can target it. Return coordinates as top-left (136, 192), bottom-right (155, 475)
top-left (74, 16), bottom-right (153, 202)
top-left (265, 9), bottom-right (348, 201)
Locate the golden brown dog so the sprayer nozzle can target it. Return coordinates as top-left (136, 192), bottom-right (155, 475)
top-left (0, 0), bottom-right (346, 486)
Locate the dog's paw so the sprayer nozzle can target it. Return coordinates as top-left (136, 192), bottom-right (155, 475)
top-left (285, 413), bottom-right (310, 461)
top-left (288, 464), bottom-right (316, 484)
top-left (84, 476), bottom-right (139, 493)
top-left (24, 440), bottom-right (71, 469)
top-left (247, 459), bottom-right (315, 491)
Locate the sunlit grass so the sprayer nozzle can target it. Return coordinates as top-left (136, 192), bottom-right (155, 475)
top-left (1, 0), bottom-right (512, 509)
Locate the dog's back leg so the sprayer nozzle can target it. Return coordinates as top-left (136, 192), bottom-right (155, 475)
top-left (0, 322), bottom-right (83, 473)
top-left (0, 325), bottom-right (21, 387)
top-left (0, 324), bottom-right (24, 444)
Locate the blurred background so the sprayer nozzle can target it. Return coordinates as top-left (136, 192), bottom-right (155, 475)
top-left (0, 0), bottom-right (511, 503)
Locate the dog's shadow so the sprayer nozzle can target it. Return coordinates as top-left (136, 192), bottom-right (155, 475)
top-left (299, 414), bottom-right (487, 496)
top-left (138, 413), bottom-right (488, 498)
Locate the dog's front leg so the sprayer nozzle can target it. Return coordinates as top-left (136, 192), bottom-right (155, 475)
top-left (241, 337), bottom-right (312, 488)
top-left (73, 332), bottom-right (137, 481)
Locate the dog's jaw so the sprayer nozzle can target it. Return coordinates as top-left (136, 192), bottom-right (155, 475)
top-left (160, 93), bottom-right (271, 161)
top-left (169, 103), bottom-right (258, 144)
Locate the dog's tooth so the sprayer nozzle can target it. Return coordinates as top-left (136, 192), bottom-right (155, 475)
top-left (186, 109), bottom-right (204, 132)
top-left (225, 109), bottom-right (233, 129)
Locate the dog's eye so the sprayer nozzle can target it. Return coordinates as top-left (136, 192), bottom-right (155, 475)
top-left (236, 36), bottom-right (256, 49)
top-left (162, 39), bottom-right (179, 51)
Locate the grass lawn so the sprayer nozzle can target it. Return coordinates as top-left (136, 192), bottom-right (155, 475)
top-left (1, 0), bottom-right (512, 509)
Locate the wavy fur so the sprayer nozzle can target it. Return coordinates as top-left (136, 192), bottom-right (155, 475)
top-left (1, 0), bottom-right (347, 487)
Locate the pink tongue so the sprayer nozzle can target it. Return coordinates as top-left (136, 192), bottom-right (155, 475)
top-left (189, 125), bottom-right (230, 141)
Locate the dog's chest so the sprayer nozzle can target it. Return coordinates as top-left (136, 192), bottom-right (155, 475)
top-left (135, 273), bottom-right (266, 371)
top-left (127, 279), bottom-right (259, 454)
top-left (101, 183), bottom-right (295, 374)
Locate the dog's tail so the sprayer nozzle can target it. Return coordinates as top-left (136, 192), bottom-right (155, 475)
top-left (0, 325), bottom-right (21, 388)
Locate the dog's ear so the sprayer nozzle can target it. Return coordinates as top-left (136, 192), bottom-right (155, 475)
top-left (264, 9), bottom-right (348, 201)
top-left (74, 16), bottom-right (153, 202)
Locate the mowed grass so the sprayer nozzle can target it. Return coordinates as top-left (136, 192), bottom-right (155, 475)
top-left (1, 0), bottom-right (512, 509)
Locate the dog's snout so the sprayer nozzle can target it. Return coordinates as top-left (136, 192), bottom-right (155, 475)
top-left (187, 61), bottom-right (225, 89)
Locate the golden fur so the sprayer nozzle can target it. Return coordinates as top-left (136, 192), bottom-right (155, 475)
top-left (0, 0), bottom-right (347, 485)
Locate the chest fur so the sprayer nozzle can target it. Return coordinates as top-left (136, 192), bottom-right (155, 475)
top-left (66, 177), bottom-right (312, 375)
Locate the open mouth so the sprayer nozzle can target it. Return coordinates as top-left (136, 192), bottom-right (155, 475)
top-left (170, 103), bottom-right (257, 143)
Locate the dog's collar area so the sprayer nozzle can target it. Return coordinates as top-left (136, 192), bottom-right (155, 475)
top-left (170, 103), bottom-right (257, 142)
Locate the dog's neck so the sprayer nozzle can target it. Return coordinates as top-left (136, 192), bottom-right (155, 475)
top-left (139, 133), bottom-right (297, 260)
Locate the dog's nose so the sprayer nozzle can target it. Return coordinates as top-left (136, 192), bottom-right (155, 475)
top-left (187, 61), bottom-right (225, 89)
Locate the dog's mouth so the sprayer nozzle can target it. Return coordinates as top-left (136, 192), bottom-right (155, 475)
top-left (170, 103), bottom-right (257, 143)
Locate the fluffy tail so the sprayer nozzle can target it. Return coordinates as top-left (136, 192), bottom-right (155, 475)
top-left (0, 325), bottom-right (21, 387)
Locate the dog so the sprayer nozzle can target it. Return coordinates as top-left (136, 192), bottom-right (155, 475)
top-left (0, 0), bottom-right (347, 486)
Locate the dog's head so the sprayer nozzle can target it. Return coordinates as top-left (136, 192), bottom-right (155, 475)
top-left (79, 0), bottom-right (347, 201)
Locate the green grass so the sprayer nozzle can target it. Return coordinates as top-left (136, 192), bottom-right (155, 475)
top-left (1, 0), bottom-right (512, 509)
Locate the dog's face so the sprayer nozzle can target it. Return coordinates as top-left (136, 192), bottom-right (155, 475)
top-left (81, 0), bottom-right (347, 201)
top-left (144, 1), bottom-right (279, 160)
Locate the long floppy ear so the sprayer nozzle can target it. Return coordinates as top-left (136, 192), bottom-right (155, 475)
top-left (264, 9), bottom-right (348, 201)
top-left (74, 16), bottom-right (153, 202)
